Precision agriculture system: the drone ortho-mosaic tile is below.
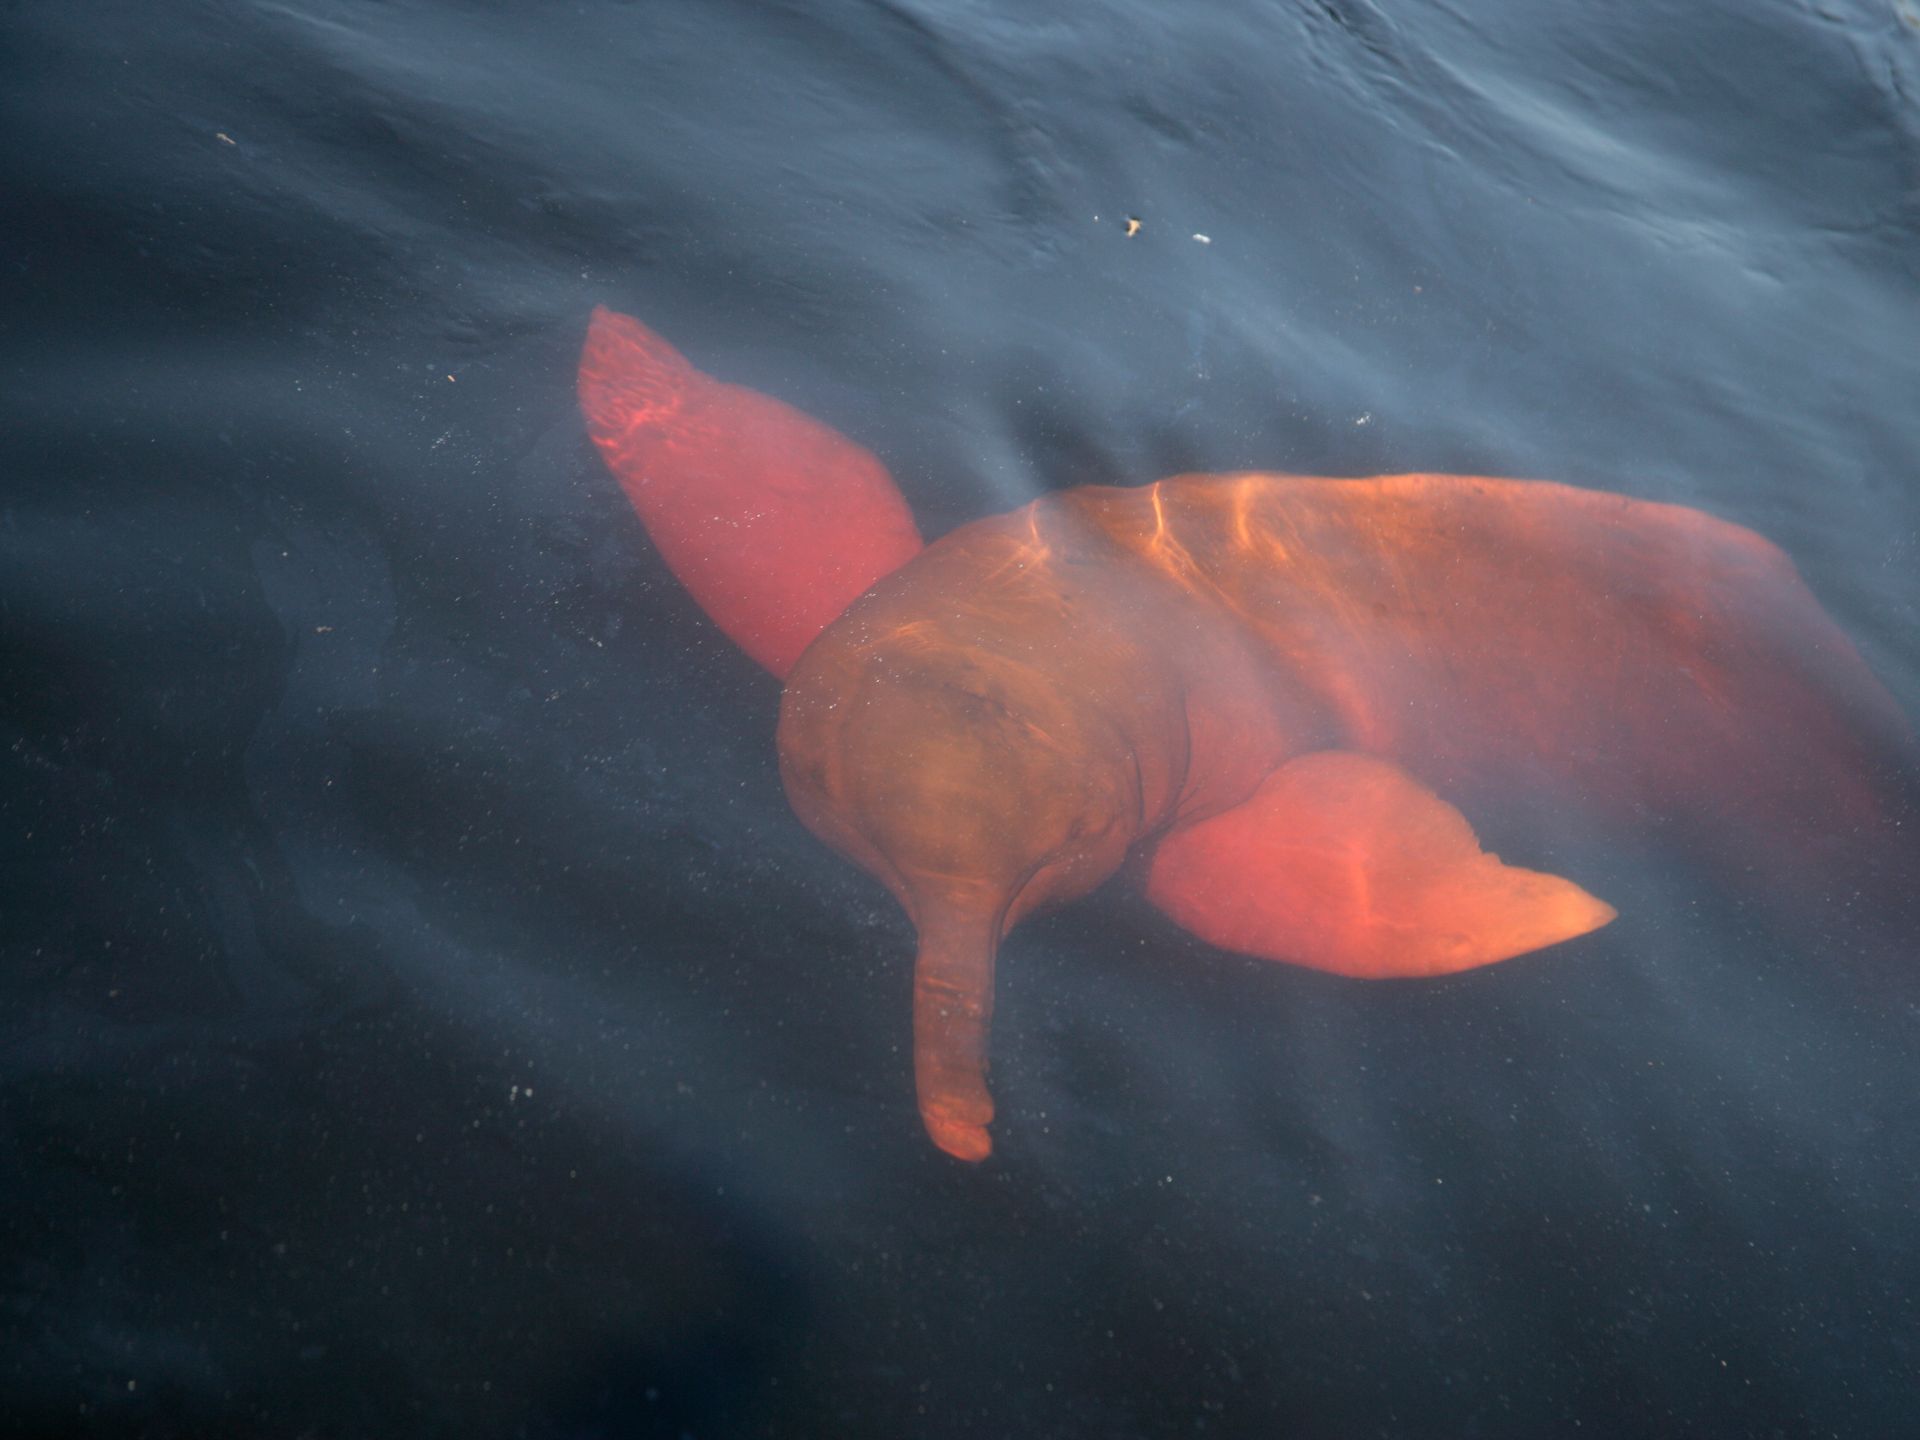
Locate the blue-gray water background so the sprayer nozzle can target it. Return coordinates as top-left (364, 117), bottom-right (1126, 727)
top-left (4, 1), bottom-right (1919, 1435)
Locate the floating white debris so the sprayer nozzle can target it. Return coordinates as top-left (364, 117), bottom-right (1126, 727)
top-left (1192, 233), bottom-right (1212, 244)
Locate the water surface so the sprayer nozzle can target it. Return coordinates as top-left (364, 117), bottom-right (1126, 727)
top-left (4, 1), bottom-right (1918, 1435)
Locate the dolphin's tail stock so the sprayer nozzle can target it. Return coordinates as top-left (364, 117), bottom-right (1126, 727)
top-left (577, 306), bottom-right (925, 676)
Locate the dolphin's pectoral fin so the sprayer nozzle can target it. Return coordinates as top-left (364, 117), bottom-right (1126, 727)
top-left (1144, 751), bottom-right (1616, 979)
top-left (577, 306), bottom-right (924, 678)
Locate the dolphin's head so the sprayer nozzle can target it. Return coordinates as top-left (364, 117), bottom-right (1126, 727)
top-left (774, 573), bottom-right (1170, 1161)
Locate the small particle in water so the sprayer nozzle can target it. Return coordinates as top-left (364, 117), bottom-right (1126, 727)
top-left (1192, 233), bottom-right (1211, 244)
top-left (215, 132), bottom-right (235, 145)
top-left (1124, 217), bottom-right (1142, 237)
top-left (1355, 413), bottom-right (1373, 426)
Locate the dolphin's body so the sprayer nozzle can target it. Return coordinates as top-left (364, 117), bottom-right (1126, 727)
top-left (579, 306), bottom-right (1915, 1161)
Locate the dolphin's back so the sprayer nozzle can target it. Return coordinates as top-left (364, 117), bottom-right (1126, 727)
top-left (1058, 472), bottom-right (1914, 888)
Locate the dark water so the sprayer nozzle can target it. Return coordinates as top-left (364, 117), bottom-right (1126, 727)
top-left (5, 1), bottom-right (1919, 1435)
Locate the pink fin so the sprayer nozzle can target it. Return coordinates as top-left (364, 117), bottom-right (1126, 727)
top-left (1145, 752), bottom-right (1616, 979)
top-left (578, 306), bottom-right (925, 677)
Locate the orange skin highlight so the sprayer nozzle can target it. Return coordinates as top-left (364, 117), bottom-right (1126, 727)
top-left (580, 308), bottom-right (1915, 1163)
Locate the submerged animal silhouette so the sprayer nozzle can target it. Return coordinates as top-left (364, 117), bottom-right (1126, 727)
top-left (579, 305), bottom-right (1914, 1162)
